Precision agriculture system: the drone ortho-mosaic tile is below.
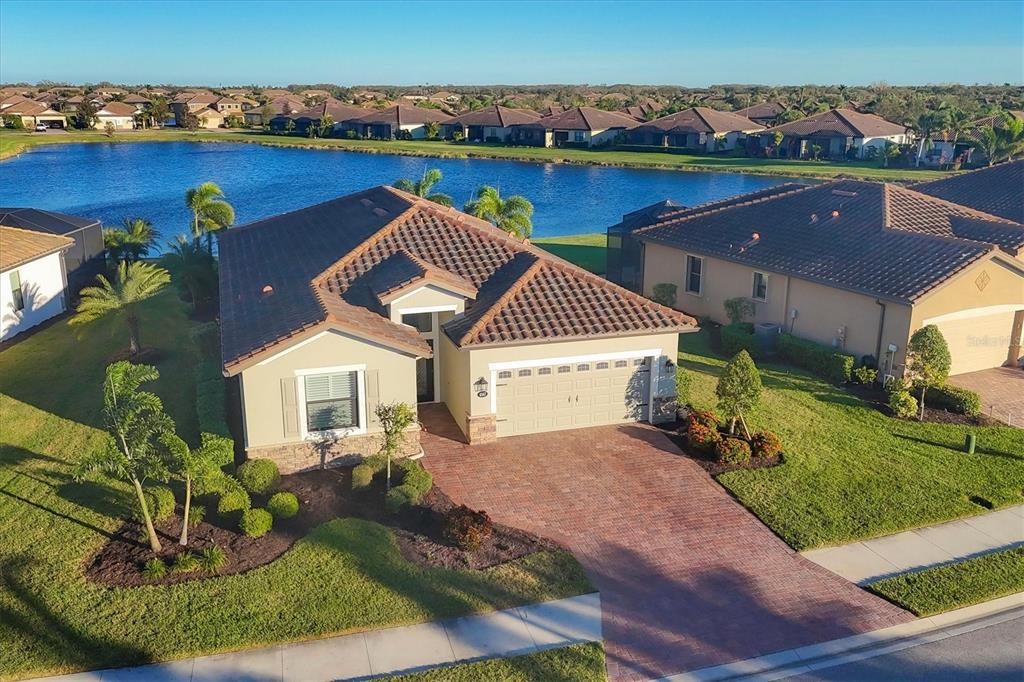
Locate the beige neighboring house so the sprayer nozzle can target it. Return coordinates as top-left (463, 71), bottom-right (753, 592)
top-left (219, 186), bottom-right (695, 473)
top-left (211, 96), bottom-right (246, 115)
top-left (193, 107), bottom-right (226, 129)
top-left (94, 101), bottom-right (138, 129)
top-left (170, 93), bottom-right (218, 125)
top-left (2, 100), bottom-right (67, 128)
top-left (0, 226), bottom-right (73, 341)
top-left (623, 107), bottom-right (764, 151)
top-left (761, 108), bottom-right (910, 159)
top-left (243, 96), bottom-right (304, 125)
top-left (509, 106), bottom-right (640, 148)
top-left (339, 105), bottom-right (452, 140)
top-left (608, 167), bottom-right (1024, 379)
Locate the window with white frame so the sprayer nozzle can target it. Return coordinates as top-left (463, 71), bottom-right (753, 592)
top-left (304, 372), bottom-right (359, 432)
top-left (685, 255), bottom-right (703, 295)
top-left (751, 271), bottom-right (768, 302)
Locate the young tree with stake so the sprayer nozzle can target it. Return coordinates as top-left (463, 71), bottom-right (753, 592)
top-left (160, 432), bottom-right (234, 545)
top-left (374, 402), bottom-right (416, 490)
top-left (906, 324), bottom-right (952, 421)
top-left (715, 350), bottom-right (763, 438)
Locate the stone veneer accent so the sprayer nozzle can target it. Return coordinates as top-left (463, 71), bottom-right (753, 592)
top-left (465, 414), bottom-right (497, 444)
top-left (248, 428), bottom-right (421, 474)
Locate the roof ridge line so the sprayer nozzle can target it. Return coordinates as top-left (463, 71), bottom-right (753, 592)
top-left (830, 108), bottom-right (862, 136)
top-left (895, 184), bottom-right (1021, 226)
top-left (634, 183), bottom-right (815, 235)
top-left (310, 204), bottom-right (420, 287)
top-left (456, 256), bottom-right (543, 346)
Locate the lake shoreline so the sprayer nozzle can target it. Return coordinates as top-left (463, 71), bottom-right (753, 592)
top-left (0, 130), bottom-right (952, 182)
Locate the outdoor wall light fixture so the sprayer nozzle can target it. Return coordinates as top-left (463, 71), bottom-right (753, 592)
top-left (474, 377), bottom-right (489, 398)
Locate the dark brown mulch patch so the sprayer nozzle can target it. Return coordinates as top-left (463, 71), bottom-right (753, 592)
top-left (656, 420), bottom-right (782, 476)
top-left (85, 466), bottom-right (553, 587)
top-left (844, 383), bottom-right (1001, 427)
top-left (107, 346), bottom-right (163, 364)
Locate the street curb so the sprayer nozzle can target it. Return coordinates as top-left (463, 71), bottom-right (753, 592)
top-left (658, 592), bottom-right (1024, 681)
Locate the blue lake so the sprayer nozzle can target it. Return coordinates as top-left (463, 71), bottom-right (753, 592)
top-left (0, 142), bottom-right (803, 250)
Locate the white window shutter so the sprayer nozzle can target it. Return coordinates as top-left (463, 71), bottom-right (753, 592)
top-left (281, 377), bottom-right (300, 438)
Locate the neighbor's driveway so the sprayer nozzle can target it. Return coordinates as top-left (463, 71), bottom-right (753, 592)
top-left (419, 406), bottom-right (912, 681)
top-left (949, 367), bottom-right (1024, 427)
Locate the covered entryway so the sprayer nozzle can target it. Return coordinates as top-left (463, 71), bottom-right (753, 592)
top-left (493, 355), bottom-right (650, 437)
top-left (928, 307), bottom-right (1023, 375)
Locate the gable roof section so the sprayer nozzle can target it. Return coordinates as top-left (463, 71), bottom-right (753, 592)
top-left (735, 102), bottom-right (785, 119)
top-left (97, 101), bottom-right (138, 116)
top-left (772, 108), bottom-right (906, 138)
top-left (634, 180), bottom-right (1019, 303)
top-left (528, 106), bottom-right (641, 131)
top-left (637, 107), bottom-right (764, 134)
top-left (0, 207), bottom-right (99, 235)
top-left (0, 225), bottom-right (74, 271)
top-left (447, 105), bottom-right (541, 127)
top-left (219, 187), bottom-right (695, 374)
top-left (912, 160), bottom-right (1024, 224)
top-left (349, 105), bottom-right (452, 126)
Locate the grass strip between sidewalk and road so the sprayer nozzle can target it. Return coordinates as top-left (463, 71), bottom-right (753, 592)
top-left (867, 547), bottom-right (1024, 616)
top-left (379, 641), bottom-right (606, 681)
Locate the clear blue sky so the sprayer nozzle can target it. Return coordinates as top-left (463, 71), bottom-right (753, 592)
top-left (2, 0), bottom-right (1021, 86)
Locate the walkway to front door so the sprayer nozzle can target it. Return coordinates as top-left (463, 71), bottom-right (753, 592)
top-left (418, 405), bottom-right (912, 681)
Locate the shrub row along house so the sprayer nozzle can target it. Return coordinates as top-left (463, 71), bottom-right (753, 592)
top-left (218, 186), bottom-right (696, 473)
top-left (608, 160), bottom-right (1024, 378)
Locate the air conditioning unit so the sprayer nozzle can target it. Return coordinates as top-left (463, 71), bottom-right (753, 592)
top-left (755, 322), bottom-right (782, 352)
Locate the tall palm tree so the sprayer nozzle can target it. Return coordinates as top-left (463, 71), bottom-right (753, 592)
top-left (70, 261), bottom-right (170, 356)
top-left (185, 182), bottom-right (235, 256)
top-left (103, 218), bottom-right (156, 265)
top-left (161, 234), bottom-right (217, 311)
top-left (393, 168), bottom-right (452, 207)
top-left (463, 185), bottom-right (534, 239)
top-left (914, 111), bottom-right (949, 167)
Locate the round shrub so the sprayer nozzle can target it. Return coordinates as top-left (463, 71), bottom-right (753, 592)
top-left (688, 409), bottom-right (720, 430)
top-left (399, 463), bottom-right (433, 502)
top-left (362, 454), bottom-right (388, 473)
top-left (686, 422), bottom-right (721, 452)
top-left (351, 464), bottom-right (374, 490)
top-left (239, 508), bottom-right (273, 538)
top-left (140, 486), bottom-right (176, 523)
top-left (852, 366), bottom-right (878, 385)
top-left (889, 389), bottom-right (918, 419)
top-left (442, 505), bottom-right (494, 551)
top-left (217, 488), bottom-right (251, 517)
top-left (750, 431), bottom-right (783, 459)
top-left (236, 459), bottom-right (280, 495)
top-left (267, 492), bottom-right (299, 519)
top-left (384, 486), bottom-right (414, 514)
top-left (715, 437), bottom-right (752, 465)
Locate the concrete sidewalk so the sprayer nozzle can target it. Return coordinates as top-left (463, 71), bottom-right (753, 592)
top-left (35, 593), bottom-right (601, 682)
top-left (802, 505), bottom-right (1024, 584)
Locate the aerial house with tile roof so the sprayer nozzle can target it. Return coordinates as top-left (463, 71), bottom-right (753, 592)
top-left (609, 170), bottom-right (1024, 379)
top-left (622, 107), bottom-right (764, 152)
top-left (218, 186), bottom-right (696, 472)
top-left (759, 108), bottom-right (910, 160)
top-left (509, 107), bottom-right (641, 148)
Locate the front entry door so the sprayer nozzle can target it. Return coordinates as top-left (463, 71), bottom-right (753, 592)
top-left (402, 312), bottom-right (439, 402)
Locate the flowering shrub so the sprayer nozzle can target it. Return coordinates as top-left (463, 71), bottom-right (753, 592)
top-left (686, 422), bottom-right (721, 451)
top-left (715, 437), bottom-right (752, 464)
top-left (687, 409), bottom-right (720, 430)
top-left (750, 431), bottom-right (783, 459)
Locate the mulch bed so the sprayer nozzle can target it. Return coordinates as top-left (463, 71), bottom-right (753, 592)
top-left (85, 466), bottom-right (554, 587)
top-left (656, 420), bottom-right (782, 476)
top-left (844, 383), bottom-right (1002, 427)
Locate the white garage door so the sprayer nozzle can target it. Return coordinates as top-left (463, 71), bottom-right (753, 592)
top-left (495, 357), bottom-right (651, 437)
top-left (933, 310), bottom-right (1019, 375)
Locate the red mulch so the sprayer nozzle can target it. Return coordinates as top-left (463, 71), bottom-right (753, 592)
top-left (84, 467), bottom-right (553, 587)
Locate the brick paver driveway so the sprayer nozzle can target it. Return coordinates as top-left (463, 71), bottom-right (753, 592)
top-left (419, 406), bottom-right (912, 681)
top-left (949, 367), bottom-right (1024, 427)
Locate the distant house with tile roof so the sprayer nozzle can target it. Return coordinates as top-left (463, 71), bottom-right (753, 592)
top-left (761, 108), bottom-right (910, 159)
top-left (623, 107), bottom-right (764, 151)
top-left (509, 106), bottom-right (641, 148)
top-left (218, 186), bottom-right (696, 471)
top-left (609, 173), bottom-right (1024, 378)
top-left (94, 101), bottom-right (138, 129)
top-left (1, 100), bottom-right (67, 128)
top-left (441, 105), bottom-right (541, 142)
top-left (734, 101), bottom-right (786, 126)
top-left (338, 105), bottom-right (452, 139)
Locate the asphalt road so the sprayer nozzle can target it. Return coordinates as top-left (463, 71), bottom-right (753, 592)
top-left (791, 611), bottom-right (1024, 681)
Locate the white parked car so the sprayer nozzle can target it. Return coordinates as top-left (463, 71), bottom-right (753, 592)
top-left (34, 123), bottom-right (48, 132)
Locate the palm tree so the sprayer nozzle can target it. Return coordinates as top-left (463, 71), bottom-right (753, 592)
top-left (103, 218), bottom-right (156, 265)
top-left (185, 181), bottom-right (235, 255)
top-left (914, 111), bottom-right (949, 167)
top-left (160, 235), bottom-right (217, 311)
top-left (974, 115), bottom-right (1024, 166)
top-left (70, 261), bottom-right (170, 356)
top-left (463, 185), bottom-right (534, 239)
top-left (393, 168), bottom-right (453, 207)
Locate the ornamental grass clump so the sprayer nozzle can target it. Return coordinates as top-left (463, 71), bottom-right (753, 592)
top-left (442, 505), bottom-right (494, 551)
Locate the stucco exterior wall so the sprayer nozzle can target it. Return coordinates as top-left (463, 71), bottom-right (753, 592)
top-left (438, 324), bottom-right (471, 431)
top-left (0, 253), bottom-right (67, 341)
top-left (239, 328), bottom-right (418, 450)
top-left (912, 256), bottom-right (1024, 328)
top-left (385, 285), bottom-right (466, 323)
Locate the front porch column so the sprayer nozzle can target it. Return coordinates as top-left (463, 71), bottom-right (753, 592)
top-left (465, 414), bottom-right (497, 444)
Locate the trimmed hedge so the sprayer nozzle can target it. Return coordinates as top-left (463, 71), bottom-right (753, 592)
top-left (237, 459), bottom-right (280, 495)
top-left (721, 323), bottom-right (763, 358)
top-left (195, 358), bottom-right (230, 439)
top-left (267, 492), bottom-right (300, 519)
top-left (239, 508), bottom-right (273, 538)
top-left (777, 334), bottom-right (855, 384)
top-left (922, 384), bottom-right (982, 417)
top-left (217, 488), bottom-right (251, 516)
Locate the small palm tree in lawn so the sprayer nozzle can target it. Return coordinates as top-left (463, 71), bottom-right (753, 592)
top-left (103, 218), bottom-right (156, 265)
top-left (70, 261), bottom-right (170, 356)
top-left (463, 185), bottom-right (534, 239)
top-left (159, 431), bottom-right (234, 546)
top-left (161, 234), bottom-right (217, 312)
top-left (393, 168), bottom-right (453, 207)
top-left (185, 181), bottom-right (235, 256)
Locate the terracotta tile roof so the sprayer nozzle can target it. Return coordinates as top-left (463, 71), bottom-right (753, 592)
top-left (525, 106), bottom-right (641, 131)
top-left (3, 101), bottom-right (63, 117)
top-left (735, 102), bottom-right (785, 119)
top-left (219, 187), bottom-right (695, 374)
top-left (446, 105), bottom-right (541, 128)
top-left (98, 102), bottom-right (138, 116)
top-left (913, 160), bottom-right (1024, 224)
top-left (348, 105), bottom-right (452, 126)
top-left (634, 180), bottom-right (1019, 303)
top-left (0, 225), bottom-right (74, 271)
top-left (772, 108), bottom-right (906, 138)
top-left (634, 107), bottom-right (764, 134)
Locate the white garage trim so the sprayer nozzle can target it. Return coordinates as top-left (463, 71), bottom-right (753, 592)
top-left (922, 304), bottom-right (1023, 325)
top-left (487, 348), bottom-right (661, 415)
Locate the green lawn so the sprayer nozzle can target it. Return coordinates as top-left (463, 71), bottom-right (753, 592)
top-left (534, 233), bottom-right (607, 274)
top-left (0, 292), bottom-right (592, 680)
top-left (0, 129), bottom-right (952, 182)
top-left (678, 331), bottom-right (1024, 551)
top-left (868, 548), bottom-right (1024, 616)
top-left (381, 642), bottom-right (606, 681)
